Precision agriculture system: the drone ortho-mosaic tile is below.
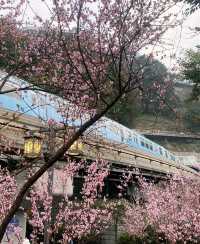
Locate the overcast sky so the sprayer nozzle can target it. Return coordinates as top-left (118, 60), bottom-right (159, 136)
top-left (26, 0), bottom-right (200, 70)
top-left (160, 8), bottom-right (200, 70)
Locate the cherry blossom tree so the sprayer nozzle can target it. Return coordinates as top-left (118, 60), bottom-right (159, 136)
top-left (122, 175), bottom-right (200, 243)
top-left (0, 0), bottom-right (182, 241)
top-left (0, 168), bottom-right (17, 226)
top-left (27, 159), bottom-right (112, 243)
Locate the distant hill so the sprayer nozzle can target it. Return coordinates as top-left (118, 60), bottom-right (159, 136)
top-left (133, 82), bottom-right (200, 133)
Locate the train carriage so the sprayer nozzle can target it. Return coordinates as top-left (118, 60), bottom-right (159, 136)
top-left (0, 72), bottom-right (198, 175)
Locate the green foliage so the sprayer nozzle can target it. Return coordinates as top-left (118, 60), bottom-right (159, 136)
top-left (182, 0), bottom-right (200, 14)
top-left (183, 101), bottom-right (200, 132)
top-left (180, 49), bottom-right (200, 101)
top-left (106, 91), bottom-right (141, 128)
top-left (107, 55), bottom-right (178, 128)
top-left (118, 228), bottom-right (170, 244)
top-left (137, 55), bottom-right (177, 115)
top-left (137, 55), bottom-right (168, 86)
top-left (118, 230), bottom-right (200, 244)
top-left (0, 18), bottom-right (27, 71)
top-left (117, 232), bottom-right (138, 244)
top-left (79, 235), bottom-right (102, 244)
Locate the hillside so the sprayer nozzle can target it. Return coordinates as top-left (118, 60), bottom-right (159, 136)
top-left (133, 82), bottom-right (200, 133)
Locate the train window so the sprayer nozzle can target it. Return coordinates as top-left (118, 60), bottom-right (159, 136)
top-left (159, 147), bottom-right (163, 155)
top-left (111, 125), bottom-right (122, 137)
top-left (141, 141), bottom-right (145, 147)
top-left (135, 138), bottom-right (138, 144)
top-left (127, 132), bottom-right (131, 140)
top-left (120, 129), bottom-right (124, 142)
top-left (150, 145), bottom-right (153, 151)
top-left (165, 151), bottom-right (168, 158)
top-left (145, 143), bottom-right (149, 149)
top-left (127, 136), bottom-right (131, 144)
top-left (170, 155), bottom-right (175, 161)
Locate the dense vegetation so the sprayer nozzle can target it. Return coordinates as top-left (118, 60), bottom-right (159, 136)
top-left (106, 56), bottom-right (180, 128)
top-left (180, 48), bottom-right (200, 101)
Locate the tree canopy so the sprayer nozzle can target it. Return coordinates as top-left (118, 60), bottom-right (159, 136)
top-left (180, 49), bottom-right (200, 101)
top-left (183, 0), bottom-right (200, 13)
top-left (107, 55), bottom-right (179, 128)
top-left (0, 0), bottom-right (185, 242)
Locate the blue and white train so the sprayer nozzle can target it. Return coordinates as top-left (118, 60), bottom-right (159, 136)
top-left (93, 117), bottom-right (177, 163)
top-left (0, 72), bottom-right (197, 173)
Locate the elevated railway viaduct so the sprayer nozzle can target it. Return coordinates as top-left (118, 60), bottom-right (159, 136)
top-left (0, 107), bottom-right (198, 180)
top-left (0, 98), bottom-right (199, 243)
top-left (138, 129), bottom-right (200, 168)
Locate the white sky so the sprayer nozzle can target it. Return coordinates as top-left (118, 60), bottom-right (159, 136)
top-left (158, 9), bottom-right (200, 70)
top-left (25, 0), bottom-right (200, 70)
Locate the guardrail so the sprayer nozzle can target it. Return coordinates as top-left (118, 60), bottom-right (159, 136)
top-left (82, 137), bottom-right (200, 178)
top-left (136, 129), bottom-right (200, 139)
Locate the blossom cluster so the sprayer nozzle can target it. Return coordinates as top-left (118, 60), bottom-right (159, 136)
top-left (28, 158), bottom-right (112, 242)
top-left (0, 168), bottom-right (17, 224)
top-left (123, 175), bottom-right (200, 243)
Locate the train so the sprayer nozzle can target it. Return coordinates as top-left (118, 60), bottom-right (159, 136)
top-left (93, 117), bottom-right (177, 163)
top-left (0, 72), bottom-right (198, 174)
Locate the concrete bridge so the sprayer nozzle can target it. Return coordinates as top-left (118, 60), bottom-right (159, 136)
top-left (136, 129), bottom-right (200, 140)
top-left (0, 106), bottom-right (198, 179)
top-left (137, 129), bottom-right (200, 171)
